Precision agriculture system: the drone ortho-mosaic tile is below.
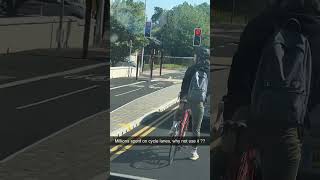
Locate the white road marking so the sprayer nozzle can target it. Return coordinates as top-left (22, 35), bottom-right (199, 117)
top-left (115, 88), bottom-right (143, 97)
top-left (110, 172), bottom-right (157, 180)
top-left (64, 74), bottom-right (94, 79)
top-left (130, 84), bottom-right (145, 88)
top-left (0, 63), bottom-right (107, 89)
top-left (110, 84), bottom-right (181, 113)
top-left (0, 110), bottom-right (108, 163)
top-left (110, 81), bottom-right (145, 90)
top-left (16, 85), bottom-right (100, 109)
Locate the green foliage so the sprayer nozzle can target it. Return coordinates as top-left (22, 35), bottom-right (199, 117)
top-left (110, 0), bottom-right (210, 64)
top-left (153, 2), bottom-right (210, 57)
top-left (110, 0), bottom-right (148, 66)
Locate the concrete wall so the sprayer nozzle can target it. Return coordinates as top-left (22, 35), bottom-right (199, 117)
top-left (110, 67), bottom-right (139, 79)
top-left (0, 16), bottom-right (95, 54)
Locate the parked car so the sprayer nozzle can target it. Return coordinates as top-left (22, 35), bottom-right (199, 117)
top-left (114, 58), bottom-right (136, 67)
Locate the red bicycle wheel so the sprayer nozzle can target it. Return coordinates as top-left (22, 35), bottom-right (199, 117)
top-left (179, 110), bottom-right (191, 138)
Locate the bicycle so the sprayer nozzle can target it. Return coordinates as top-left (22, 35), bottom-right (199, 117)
top-left (169, 101), bottom-right (191, 165)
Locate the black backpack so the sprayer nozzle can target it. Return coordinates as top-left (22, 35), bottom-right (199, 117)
top-left (250, 18), bottom-right (312, 127)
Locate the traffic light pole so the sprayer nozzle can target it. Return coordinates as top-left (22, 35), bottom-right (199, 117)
top-left (231, 0), bottom-right (235, 24)
top-left (150, 49), bottom-right (154, 81)
top-left (136, 55), bottom-right (140, 80)
top-left (94, 0), bottom-right (105, 47)
top-left (160, 50), bottom-right (163, 76)
top-left (58, 0), bottom-right (65, 49)
top-left (141, 0), bottom-right (147, 73)
top-left (83, 0), bottom-right (92, 59)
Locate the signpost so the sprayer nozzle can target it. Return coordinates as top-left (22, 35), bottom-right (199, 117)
top-left (145, 21), bottom-right (152, 38)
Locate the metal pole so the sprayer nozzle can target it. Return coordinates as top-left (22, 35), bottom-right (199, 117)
top-left (129, 40), bottom-right (132, 61)
top-left (141, 0), bottom-right (146, 73)
top-left (95, 0), bottom-right (105, 47)
top-left (136, 55), bottom-right (140, 80)
top-left (83, 0), bottom-right (92, 59)
top-left (231, 0), bottom-right (235, 24)
top-left (150, 49), bottom-right (154, 81)
top-left (58, 0), bottom-right (64, 49)
top-left (159, 50), bottom-right (163, 76)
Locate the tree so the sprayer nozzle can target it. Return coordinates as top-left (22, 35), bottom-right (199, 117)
top-left (153, 2), bottom-right (210, 57)
top-left (110, 0), bottom-right (148, 65)
top-left (151, 7), bottom-right (164, 25)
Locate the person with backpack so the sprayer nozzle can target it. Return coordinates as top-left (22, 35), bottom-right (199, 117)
top-left (221, 0), bottom-right (320, 179)
top-left (169, 46), bottom-right (210, 160)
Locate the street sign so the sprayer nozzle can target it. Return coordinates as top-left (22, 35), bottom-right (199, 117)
top-left (193, 27), bottom-right (202, 46)
top-left (145, 21), bottom-right (152, 37)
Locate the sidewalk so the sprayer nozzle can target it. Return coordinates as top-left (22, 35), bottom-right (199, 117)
top-left (110, 82), bottom-right (182, 137)
top-left (0, 111), bottom-right (108, 180)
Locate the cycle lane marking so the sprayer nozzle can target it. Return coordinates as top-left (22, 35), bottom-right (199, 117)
top-left (114, 87), bottom-right (143, 97)
top-left (110, 172), bottom-right (157, 180)
top-left (16, 85), bottom-right (100, 109)
top-left (110, 81), bottom-right (146, 90)
top-left (0, 63), bottom-right (107, 89)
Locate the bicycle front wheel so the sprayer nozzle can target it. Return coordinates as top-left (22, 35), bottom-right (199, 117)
top-left (169, 135), bottom-right (177, 165)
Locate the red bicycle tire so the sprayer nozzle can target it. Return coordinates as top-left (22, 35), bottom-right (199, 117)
top-left (179, 109), bottom-right (190, 138)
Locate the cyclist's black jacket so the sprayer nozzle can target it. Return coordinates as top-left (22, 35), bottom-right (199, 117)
top-left (223, 7), bottom-right (320, 128)
top-left (180, 62), bottom-right (209, 100)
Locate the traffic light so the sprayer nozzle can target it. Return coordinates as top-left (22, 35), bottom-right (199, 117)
top-left (145, 21), bottom-right (152, 37)
top-left (193, 28), bottom-right (202, 46)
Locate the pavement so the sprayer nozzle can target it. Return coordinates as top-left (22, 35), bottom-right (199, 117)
top-left (0, 48), bottom-right (109, 180)
top-left (110, 69), bottom-right (184, 137)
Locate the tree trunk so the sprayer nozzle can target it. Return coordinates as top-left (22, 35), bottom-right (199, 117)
top-left (7, 0), bottom-right (16, 17)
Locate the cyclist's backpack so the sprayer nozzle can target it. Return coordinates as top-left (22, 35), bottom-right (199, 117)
top-left (250, 18), bottom-right (312, 126)
top-left (187, 68), bottom-right (208, 103)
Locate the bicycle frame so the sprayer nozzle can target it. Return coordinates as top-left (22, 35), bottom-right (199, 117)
top-left (178, 109), bottom-right (191, 138)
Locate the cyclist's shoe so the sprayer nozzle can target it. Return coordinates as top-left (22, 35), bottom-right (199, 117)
top-left (190, 149), bottom-right (199, 160)
top-left (168, 121), bottom-right (178, 136)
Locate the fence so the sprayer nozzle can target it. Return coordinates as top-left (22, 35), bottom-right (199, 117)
top-left (0, 0), bottom-right (101, 55)
top-left (212, 9), bottom-right (248, 25)
top-left (138, 55), bottom-right (194, 72)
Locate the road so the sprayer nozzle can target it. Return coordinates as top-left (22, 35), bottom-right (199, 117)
top-left (0, 58), bottom-right (108, 161)
top-left (110, 79), bottom-right (175, 112)
top-left (110, 106), bottom-right (210, 180)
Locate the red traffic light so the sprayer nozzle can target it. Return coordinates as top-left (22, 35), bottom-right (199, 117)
top-left (195, 28), bottom-right (201, 36)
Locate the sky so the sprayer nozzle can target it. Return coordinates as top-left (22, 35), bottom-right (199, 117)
top-left (134, 0), bottom-right (210, 21)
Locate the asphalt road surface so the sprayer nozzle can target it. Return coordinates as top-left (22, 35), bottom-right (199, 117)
top-left (110, 78), bottom-right (176, 112)
top-left (0, 62), bottom-right (108, 161)
top-left (110, 106), bottom-right (211, 180)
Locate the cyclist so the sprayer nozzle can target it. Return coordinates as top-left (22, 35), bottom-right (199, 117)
top-left (222, 0), bottom-right (320, 179)
top-left (169, 46), bottom-right (210, 160)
